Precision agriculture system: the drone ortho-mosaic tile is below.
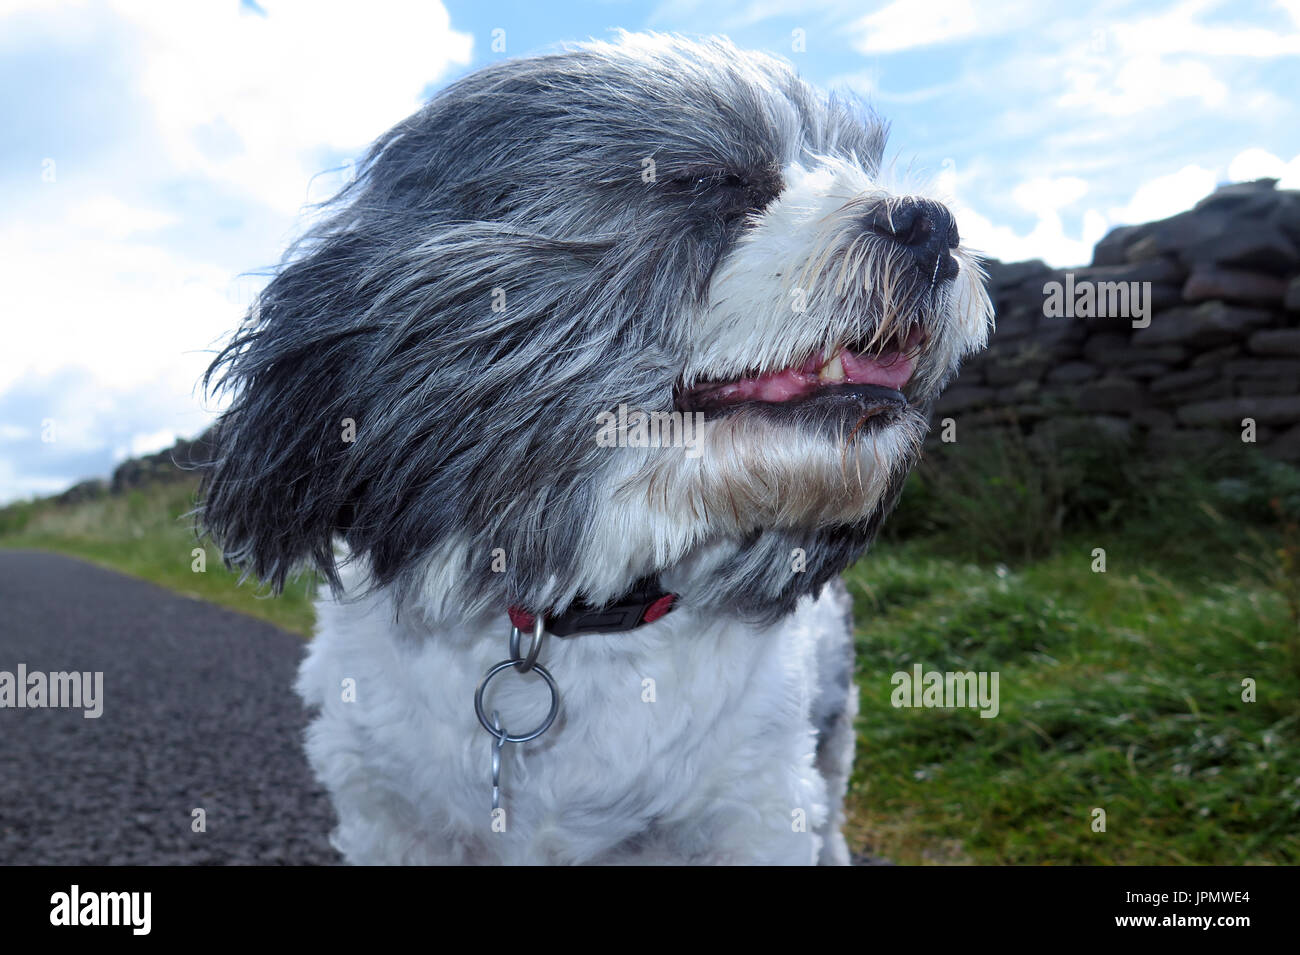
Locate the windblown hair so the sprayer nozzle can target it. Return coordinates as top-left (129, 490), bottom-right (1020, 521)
top-left (201, 34), bottom-right (977, 623)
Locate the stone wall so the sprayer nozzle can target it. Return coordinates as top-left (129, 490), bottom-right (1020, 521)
top-left (936, 179), bottom-right (1300, 461)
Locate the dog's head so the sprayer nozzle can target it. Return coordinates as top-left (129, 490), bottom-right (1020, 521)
top-left (202, 33), bottom-right (992, 623)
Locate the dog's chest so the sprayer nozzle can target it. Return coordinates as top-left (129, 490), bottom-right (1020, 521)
top-left (297, 587), bottom-right (846, 864)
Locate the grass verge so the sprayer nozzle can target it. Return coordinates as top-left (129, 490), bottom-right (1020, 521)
top-left (0, 479), bottom-right (317, 635)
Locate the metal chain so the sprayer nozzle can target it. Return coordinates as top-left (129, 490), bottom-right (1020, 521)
top-left (474, 618), bottom-right (561, 812)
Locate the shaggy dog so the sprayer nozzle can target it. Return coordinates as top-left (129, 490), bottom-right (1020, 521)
top-left (201, 33), bottom-right (992, 865)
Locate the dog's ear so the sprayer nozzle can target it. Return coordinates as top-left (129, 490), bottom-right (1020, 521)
top-left (199, 211), bottom-right (680, 598)
top-left (199, 232), bottom-right (380, 594)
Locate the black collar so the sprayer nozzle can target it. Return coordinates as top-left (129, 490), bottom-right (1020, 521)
top-left (508, 577), bottom-right (677, 636)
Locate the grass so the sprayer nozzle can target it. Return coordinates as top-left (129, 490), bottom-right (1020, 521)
top-left (0, 479), bottom-right (317, 635)
top-left (842, 426), bottom-right (1300, 864)
top-left (1, 425), bottom-right (1297, 864)
top-left (842, 535), bottom-right (1298, 864)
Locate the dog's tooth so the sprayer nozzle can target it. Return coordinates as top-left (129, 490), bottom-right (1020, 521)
top-left (818, 350), bottom-right (846, 382)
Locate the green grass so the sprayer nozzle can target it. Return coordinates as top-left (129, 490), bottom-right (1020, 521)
top-left (842, 535), bottom-right (1299, 864)
top-left (839, 422), bottom-right (1300, 864)
top-left (0, 480), bottom-right (318, 635)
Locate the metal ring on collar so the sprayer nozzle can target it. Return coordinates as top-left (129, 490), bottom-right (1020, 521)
top-left (509, 616), bottom-right (546, 673)
top-left (474, 660), bottom-right (560, 743)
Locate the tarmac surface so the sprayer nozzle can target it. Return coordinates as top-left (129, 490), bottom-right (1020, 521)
top-left (0, 550), bottom-right (340, 865)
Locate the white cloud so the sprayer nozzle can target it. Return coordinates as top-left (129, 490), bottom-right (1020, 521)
top-left (957, 148), bottom-right (1299, 267)
top-left (849, 0), bottom-right (981, 53)
top-left (0, 1), bottom-right (472, 502)
top-left (0, 457), bottom-right (72, 503)
top-left (108, 0), bottom-right (473, 214)
top-left (1106, 163), bottom-right (1217, 224)
top-left (955, 202), bottom-right (1107, 269)
top-left (1227, 146), bottom-right (1300, 187)
top-left (125, 428), bottom-right (179, 460)
top-left (0, 197), bottom-right (244, 399)
top-left (1110, 7), bottom-right (1300, 58)
top-left (1012, 177), bottom-right (1089, 214)
top-left (1059, 54), bottom-right (1228, 115)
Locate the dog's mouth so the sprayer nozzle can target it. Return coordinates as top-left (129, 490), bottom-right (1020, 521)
top-left (676, 323), bottom-right (926, 424)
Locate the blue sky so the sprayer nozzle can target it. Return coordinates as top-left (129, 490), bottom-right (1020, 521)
top-left (1, 0), bottom-right (1298, 502)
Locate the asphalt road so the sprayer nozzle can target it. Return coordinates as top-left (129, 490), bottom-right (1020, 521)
top-left (0, 550), bottom-right (340, 865)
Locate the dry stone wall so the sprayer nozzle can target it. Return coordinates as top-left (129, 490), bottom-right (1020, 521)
top-left (937, 178), bottom-right (1300, 460)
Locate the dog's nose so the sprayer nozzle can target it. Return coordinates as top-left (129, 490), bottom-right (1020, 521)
top-left (865, 197), bottom-right (960, 282)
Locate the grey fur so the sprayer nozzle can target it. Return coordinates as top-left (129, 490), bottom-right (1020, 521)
top-left (200, 35), bottom-right (962, 622)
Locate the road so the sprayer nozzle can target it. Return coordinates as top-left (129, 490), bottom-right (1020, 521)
top-left (0, 550), bottom-right (340, 865)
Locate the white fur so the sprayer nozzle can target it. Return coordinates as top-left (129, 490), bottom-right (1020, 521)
top-left (297, 562), bottom-right (858, 865)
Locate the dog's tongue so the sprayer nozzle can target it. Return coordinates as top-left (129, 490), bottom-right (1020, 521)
top-left (839, 348), bottom-right (915, 390)
top-left (706, 345), bottom-right (914, 404)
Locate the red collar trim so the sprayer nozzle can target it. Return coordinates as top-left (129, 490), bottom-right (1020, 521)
top-left (508, 583), bottom-right (676, 637)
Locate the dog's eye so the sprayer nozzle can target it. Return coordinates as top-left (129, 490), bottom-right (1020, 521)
top-left (663, 166), bottom-right (781, 218)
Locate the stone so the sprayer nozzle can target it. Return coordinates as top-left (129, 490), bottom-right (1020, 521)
top-left (1177, 395), bottom-right (1300, 427)
top-left (1149, 366), bottom-right (1216, 394)
top-left (986, 357), bottom-right (1050, 387)
top-left (934, 386), bottom-right (995, 413)
top-left (1124, 362), bottom-right (1172, 378)
top-left (1010, 404), bottom-right (1052, 423)
top-left (1270, 194), bottom-right (1300, 245)
top-left (1085, 415), bottom-right (1134, 441)
top-left (1032, 319), bottom-right (1086, 351)
top-left (1182, 267), bottom-right (1287, 305)
top-left (1069, 257), bottom-right (1185, 286)
top-left (1147, 284), bottom-right (1184, 310)
top-left (1267, 423), bottom-right (1300, 461)
top-left (1248, 328), bottom-right (1300, 356)
top-left (989, 313), bottom-right (1036, 342)
top-left (1241, 378), bottom-right (1297, 397)
top-left (1131, 302), bottom-right (1273, 348)
top-left (1132, 408), bottom-right (1175, 430)
top-left (1224, 358), bottom-right (1300, 380)
top-left (1046, 361), bottom-right (1100, 384)
top-left (1083, 333), bottom-right (1132, 365)
top-left (1078, 376), bottom-right (1145, 413)
top-left (1123, 209), bottom-right (1232, 263)
top-left (983, 259), bottom-right (1052, 290)
top-left (1192, 178), bottom-right (1278, 215)
top-left (995, 381), bottom-right (1040, 403)
top-left (1092, 224), bottom-right (1143, 267)
top-left (1146, 428), bottom-right (1232, 456)
top-left (1118, 345), bottom-right (1187, 365)
top-left (1160, 378), bottom-right (1236, 402)
top-left (1286, 276), bottom-right (1300, 311)
top-left (958, 407), bottom-right (1025, 429)
top-left (55, 479), bottom-right (109, 506)
top-left (1179, 224), bottom-right (1300, 275)
top-left (1191, 344), bottom-right (1243, 368)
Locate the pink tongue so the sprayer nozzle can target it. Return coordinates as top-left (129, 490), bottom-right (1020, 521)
top-left (706, 348), bottom-right (914, 403)
top-left (841, 348), bottom-right (914, 390)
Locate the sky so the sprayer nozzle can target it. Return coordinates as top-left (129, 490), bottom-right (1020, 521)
top-left (1, 0), bottom-right (1298, 503)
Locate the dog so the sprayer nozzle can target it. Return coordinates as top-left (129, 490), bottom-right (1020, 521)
top-left (200, 32), bottom-right (992, 865)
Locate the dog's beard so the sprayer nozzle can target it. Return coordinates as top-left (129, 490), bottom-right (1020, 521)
top-left (549, 158), bottom-right (991, 621)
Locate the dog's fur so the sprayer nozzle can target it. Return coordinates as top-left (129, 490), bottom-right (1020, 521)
top-left (201, 33), bottom-right (992, 864)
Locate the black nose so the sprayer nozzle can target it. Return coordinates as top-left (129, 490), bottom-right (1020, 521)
top-left (865, 197), bottom-right (960, 282)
